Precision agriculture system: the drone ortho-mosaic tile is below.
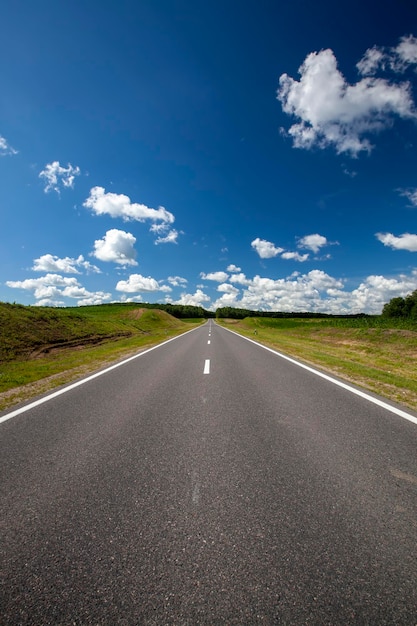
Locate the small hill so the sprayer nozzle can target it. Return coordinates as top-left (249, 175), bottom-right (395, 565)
top-left (0, 302), bottom-right (183, 361)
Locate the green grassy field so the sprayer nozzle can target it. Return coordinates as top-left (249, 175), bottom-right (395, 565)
top-left (218, 316), bottom-right (417, 411)
top-left (2, 303), bottom-right (417, 413)
top-left (0, 302), bottom-right (203, 410)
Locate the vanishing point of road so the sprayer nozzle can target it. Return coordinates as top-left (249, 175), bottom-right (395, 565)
top-left (1, 321), bottom-right (417, 624)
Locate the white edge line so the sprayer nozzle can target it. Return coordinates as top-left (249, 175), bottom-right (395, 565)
top-left (0, 325), bottom-right (202, 425)
top-left (220, 324), bottom-right (417, 426)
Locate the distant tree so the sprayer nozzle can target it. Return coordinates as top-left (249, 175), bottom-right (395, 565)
top-left (382, 290), bottom-right (417, 319)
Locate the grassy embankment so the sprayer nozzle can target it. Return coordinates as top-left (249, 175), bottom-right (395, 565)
top-left (0, 302), bottom-right (203, 410)
top-left (218, 316), bottom-right (417, 411)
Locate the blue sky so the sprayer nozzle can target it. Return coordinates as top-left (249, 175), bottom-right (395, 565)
top-left (1, 0), bottom-right (417, 313)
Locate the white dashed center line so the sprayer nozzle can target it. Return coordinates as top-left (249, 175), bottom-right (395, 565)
top-left (208, 340), bottom-right (211, 345)
top-left (203, 359), bottom-right (210, 374)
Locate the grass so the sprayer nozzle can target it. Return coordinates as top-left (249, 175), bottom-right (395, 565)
top-left (218, 316), bottom-right (417, 411)
top-left (2, 303), bottom-right (417, 413)
top-left (0, 303), bottom-right (204, 411)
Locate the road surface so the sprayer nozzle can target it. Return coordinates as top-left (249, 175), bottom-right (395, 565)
top-left (1, 321), bottom-right (417, 624)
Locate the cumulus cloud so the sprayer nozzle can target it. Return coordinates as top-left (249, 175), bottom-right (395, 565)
top-left (155, 229), bottom-right (179, 245)
top-left (356, 46), bottom-right (387, 76)
top-left (349, 273), bottom-right (417, 312)
top-left (84, 187), bottom-right (174, 224)
top-left (376, 232), bottom-right (417, 251)
top-left (0, 135), bottom-right (17, 156)
top-left (227, 264), bottom-right (241, 272)
top-left (277, 43), bottom-right (416, 155)
top-left (168, 276), bottom-right (188, 286)
top-left (175, 288), bottom-right (211, 307)
top-left (281, 251), bottom-right (309, 262)
top-left (39, 161), bottom-right (80, 193)
top-left (6, 273), bottom-right (110, 306)
top-left (217, 283), bottom-right (240, 294)
top-left (357, 34), bottom-right (417, 76)
top-left (32, 254), bottom-right (100, 274)
top-left (398, 188), bottom-right (417, 206)
top-left (200, 271), bottom-right (229, 282)
top-left (115, 273), bottom-right (164, 293)
top-left (297, 234), bottom-right (329, 253)
top-left (211, 268), bottom-right (417, 314)
top-left (251, 238), bottom-right (283, 259)
top-left (92, 229), bottom-right (138, 266)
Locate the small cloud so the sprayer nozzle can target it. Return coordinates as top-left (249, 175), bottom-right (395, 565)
top-left (229, 272), bottom-right (250, 285)
top-left (92, 229), bottom-right (138, 266)
top-left (342, 167), bottom-right (357, 178)
top-left (154, 229), bottom-right (179, 245)
top-left (168, 276), bottom-right (188, 286)
top-left (175, 288), bottom-right (211, 307)
top-left (376, 232), bottom-right (417, 251)
top-left (398, 187), bottom-right (417, 207)
top-left (357, 34), bottom-right (417, 76)
top-left (32, 253), bottom-right (100, 274)
top-left (0, 134), bottom-right (17, 156)
top-left (251, 238), bottom-right (284, 259)
top-left (217, 283), bottom-right (240, 295)
top-left (297, 234), bottom-right (339, 258)
top-left (200, 271), bottom-right (229, 282)
top-left (281, 251), bottom-right (309, 262)
top-left (298, 234), bottom-right (328, 253)
top-left (84, 186), bottom-right (174, 223)
top-left (39, 161), bottom-right (80, 193)
top-left (227, 264), bottom-right (241, 272)
top-left (115, 273), bottom-right (162, 293)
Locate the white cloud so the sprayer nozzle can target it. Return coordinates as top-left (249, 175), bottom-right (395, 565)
top-left (356, 46), bottom-right (387, 76)
top-left (399, 188), bottom-right (417, 206)
top-left (37, 298), bottom-right (66, 307)
top-left (229, 272), bottom-right (251, 285)
top-left (200, 271), bottom-right (229, 282)
top-left (84, 186), bottom-right (174, 224)
top-left (175, 288), bottom-right (211, 307)
top-left (6, 274), bottom-right (79, 299)
top-left (251, 238), bottom-right (283, 259)
top-left (349, 273), bottom-right (417, 313)
top-left (278, 46), bottom-right (416, 155)
top-left (39, 161), bottom-right (80, 193)
top-left (281, 251), bottom-right (309, 262)
top-left (376, 232), bottom-right (417, 251)
top-left (213, 268), bottom-right (417, 314)
top-left (0, 135), bottom-right (17, 156)
top-left (5, 273), bottom-right (110, 305)
top-left (395, 34), bottom-right (417, 69)
top-left (217, 283), bottom-right (240, 294)
top-left (168, 276), bottom-right (188, 286)
top-left (115, 273), bottom-right (163, 293)
top-left (297, 234), bottom-right (328, 253)
top-left (155, 229), bottom-right (179, 245)
top-left (32, 254), bottom-right (100, 274)
top-left (227, 264), bottom-right (241, 272)
top-left (357, 34), bottom-right (417, 76)
top-left (92, 229), bottom-right (138, 266)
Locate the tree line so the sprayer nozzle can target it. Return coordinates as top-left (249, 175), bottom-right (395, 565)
top-left (382, 290), bottom-right (417, 319)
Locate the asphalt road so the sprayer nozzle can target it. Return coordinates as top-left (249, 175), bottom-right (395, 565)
top-left (1, 321), bottom-right (417, 625)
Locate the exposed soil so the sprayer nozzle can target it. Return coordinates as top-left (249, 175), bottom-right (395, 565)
top-left (28, 332), bottom-right (133, 359)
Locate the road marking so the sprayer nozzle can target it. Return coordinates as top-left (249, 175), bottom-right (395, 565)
top-left (221, 325), bottom-right (417, 426)
top-left (203, 359), bottom-right (210, 374)
top-left (208, 340), bottom-right (211, 344)
top-left (0, 325), bottom-right (203, 426)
